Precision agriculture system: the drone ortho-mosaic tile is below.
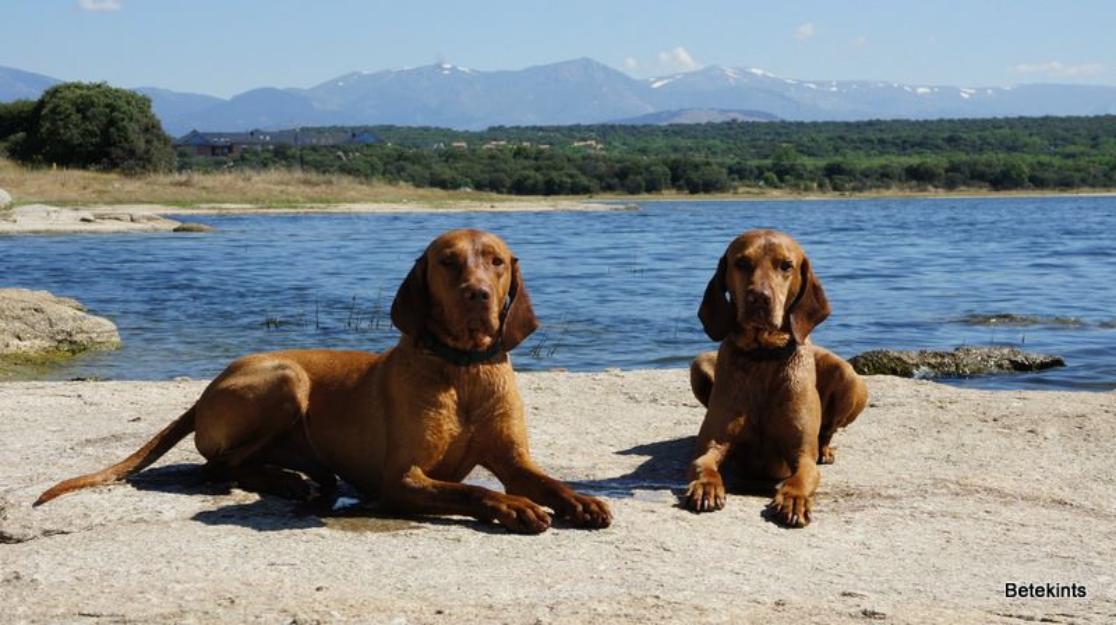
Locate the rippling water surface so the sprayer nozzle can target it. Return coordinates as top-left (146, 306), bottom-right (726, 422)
top-left (3, 196), bottom-right (1114, 390)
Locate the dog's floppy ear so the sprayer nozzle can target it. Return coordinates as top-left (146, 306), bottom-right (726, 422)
top-left (391, 254), bottom-right (430, 339)
top-left (698, 255), bottom-right (735, 341)
top-left (500, 257), bottom-right (539, 351)
top-left (787, 255), bottom-right (830, 343)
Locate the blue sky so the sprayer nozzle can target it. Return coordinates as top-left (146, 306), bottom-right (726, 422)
top-left (2, 0), bottom-right (1113, 97)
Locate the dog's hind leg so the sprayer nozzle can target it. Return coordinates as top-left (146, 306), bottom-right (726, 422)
top-left (193, 357), bottom-right (320, 500)
top-left (246, 430), bottom-right (339, 506)
top-left (689, 351), bottom-right (718, 408)
top-left (813, 347), bottom-right (868, 464)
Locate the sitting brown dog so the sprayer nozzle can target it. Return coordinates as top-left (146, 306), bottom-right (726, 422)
top-left (685, 229), bottom-right (867, 527)
top-left (36, 229), bottom-right (611, 534)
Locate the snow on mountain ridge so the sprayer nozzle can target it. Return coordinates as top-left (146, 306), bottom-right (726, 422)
top-left (5, 59), bottom-right (1115, 135)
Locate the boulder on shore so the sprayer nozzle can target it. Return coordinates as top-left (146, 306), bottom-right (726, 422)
top-left (0, 289), bottom-right (121, 369)
top-left (849, 346), bottom-right (1065, 378)
top-left (0, 187), bottom-right (11, 209)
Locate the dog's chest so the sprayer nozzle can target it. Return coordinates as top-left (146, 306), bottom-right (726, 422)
top-left (717, 349), bottom-right (815, 427)
top-left (423, 374), bottom-right (517, 478)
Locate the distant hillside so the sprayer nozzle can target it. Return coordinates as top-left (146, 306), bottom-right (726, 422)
top-left (175, 115), bottom-right (1116, 197)
top-left (4, 60), bottom-right (1116, 134)
top-left (0, 66), bottom-right (58, 101)
top-left (133, 87), bottom-right (224, 127)
top-left (612, 108), bottom-right (779, 125)
top-left (287, 115), bottom-right (1116, 161)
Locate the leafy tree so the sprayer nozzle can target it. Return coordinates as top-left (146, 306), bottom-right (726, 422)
top-left (992, 159), bottom-right (1030, 190)
top-left (643, 163), bottom-right (671, 192)
top-left (904, 160), bottom-right (945, 186)
top-left (14, 82), bottom-right (174, 173)
top-left (511, 171), bottom-right (543, 194)
top-left (771, 145), bottom-right (807, 182)
top-left (823, 160), bottom-right (856, 179)
top-left (0, 99), bottom-right (35, 142)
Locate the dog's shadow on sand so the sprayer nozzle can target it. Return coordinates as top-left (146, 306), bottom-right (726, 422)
top-left (571, 436), bottom-right (779, 507)
top-left (125, 438), bottom-right (783, 532)
top-left (569, 437), bottom-right (694, 497)
top-left (126, 463), bottom-right (507, 534)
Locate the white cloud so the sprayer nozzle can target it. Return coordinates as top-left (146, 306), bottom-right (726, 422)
top-left (1013, 61), bottom-right (1104, 78)
top-left (852, 35), bottom-right (868, 48)
top-left (656, 46), bottom-right (701, 72)
top-left (78, 0), bottom-right (122, 11)
top-left (622, 46), bottom-right (703, 76)
top-left (794, 22), bottom-right (816, 40)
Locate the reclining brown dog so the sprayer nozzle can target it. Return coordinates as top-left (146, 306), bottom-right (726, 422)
top-left (35, 229), bottom-right (611, 534)
top-left (685, 229), bottom-right (867, 527)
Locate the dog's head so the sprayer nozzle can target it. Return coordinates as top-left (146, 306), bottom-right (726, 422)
top-left (699, 229), bottom-right (829, 345)
top-left (391, 229), bottom-right (539, 352)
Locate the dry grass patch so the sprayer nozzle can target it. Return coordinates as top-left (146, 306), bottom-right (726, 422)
top-left (0, 159), bottom-right (504, 207)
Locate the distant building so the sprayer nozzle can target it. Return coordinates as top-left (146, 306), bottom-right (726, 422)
top-left (571, 139), bottom-right (602, 150)
top-left (174, 128), bottom-right (378, 157)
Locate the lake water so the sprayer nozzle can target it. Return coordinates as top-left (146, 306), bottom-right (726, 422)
top-left (3, 196), bottom-right (1115, 390)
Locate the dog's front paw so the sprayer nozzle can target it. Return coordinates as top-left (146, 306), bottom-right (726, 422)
top-left (767, 483), bottom-right (813, 528)
top-left (684, 476), bottom-right (725, 513)
top-left (490, 494), bottom-right (552, 534)
top-left (559, 493), bottom-right (612, 529)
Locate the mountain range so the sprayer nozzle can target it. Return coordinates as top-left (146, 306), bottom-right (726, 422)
top-left (4, 58), bottom-right (1116, 136)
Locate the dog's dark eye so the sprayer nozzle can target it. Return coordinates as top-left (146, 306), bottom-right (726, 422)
top-left (779, 260), bottom-right (794, 272)
top-left (439, 256), bottom-right (459, 268)
top-left (492, 257), bottom-right (505, 267)
top-left (734, 257), bottom-right (752, 271)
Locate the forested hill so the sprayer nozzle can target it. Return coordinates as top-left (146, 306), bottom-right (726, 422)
top-left (192, 115), bottom-right (1116, 195)
top-left (5, 95), bottom-right (1113, 193)
top-left (334, 115), bottom-right (1116, 159)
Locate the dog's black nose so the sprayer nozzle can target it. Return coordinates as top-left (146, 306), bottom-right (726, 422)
top-left (463, 285), bottom-right (492, 302)
top-left (745, 289), bottom-right (771, 307)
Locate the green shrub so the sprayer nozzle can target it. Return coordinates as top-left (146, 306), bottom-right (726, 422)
top-left (13, 82), bottom-right (174, 173)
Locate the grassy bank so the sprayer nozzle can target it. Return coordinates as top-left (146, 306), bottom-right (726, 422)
top-left (0, 158), bottom-right (505, 208)
top-left (2, 158), bottom-right (1114, 209)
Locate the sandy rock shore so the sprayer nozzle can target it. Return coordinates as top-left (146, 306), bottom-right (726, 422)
top-left (1, 371), bottom-right (1113, 624)
top-left (0, 204), bottom-right (185, 234)
top-left (0, 200), bottom-right (623, 235)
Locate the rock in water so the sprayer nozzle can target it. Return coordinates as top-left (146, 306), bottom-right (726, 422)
top-left (173, 222), bottom-right (215, 233)
top-left (0, 289), bottom-right (121, 365)
top-left (957, 313), bottom-right (1084, 327)
top-left (849, 346), bottom-right (1065, 378)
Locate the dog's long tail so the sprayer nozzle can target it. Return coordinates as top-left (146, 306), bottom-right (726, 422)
top-left (33, 406), bottom-right (197, 507)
